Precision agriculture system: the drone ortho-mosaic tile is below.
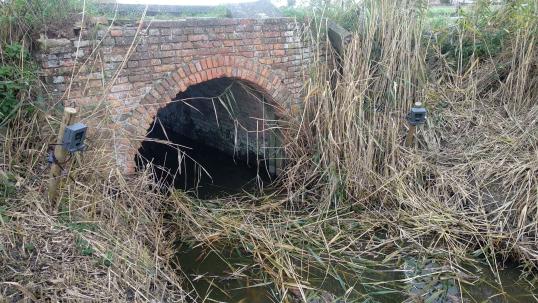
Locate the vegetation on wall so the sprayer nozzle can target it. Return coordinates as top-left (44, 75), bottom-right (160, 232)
top-left (89, 4), bottom-right (230, 20)
top-left (283, 0), bottom-right (366, 31)
top-left (0, 0), bottom-right (85, 126)
top-left (0, 0), bottom-right (84, 43)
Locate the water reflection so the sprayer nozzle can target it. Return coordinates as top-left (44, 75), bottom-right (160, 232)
top-left (175, 244), bottom-right (537, 303)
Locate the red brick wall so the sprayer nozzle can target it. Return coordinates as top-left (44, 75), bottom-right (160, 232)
top-left (37, 17), bottom-right (314, 172)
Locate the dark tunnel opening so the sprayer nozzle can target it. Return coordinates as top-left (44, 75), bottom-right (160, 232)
top-left (136, 77), bottom-right (282, 199)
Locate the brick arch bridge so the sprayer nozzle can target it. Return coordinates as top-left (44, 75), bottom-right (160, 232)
top-left (37, 18), bottom-right (315, 173)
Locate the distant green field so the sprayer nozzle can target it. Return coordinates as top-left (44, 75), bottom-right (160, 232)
top-left (426, 6), bottom-right (462, 29)
top-left (91, 4), bottom-right (230, 20)
top-left (427, 6), bottom-right (458, 18)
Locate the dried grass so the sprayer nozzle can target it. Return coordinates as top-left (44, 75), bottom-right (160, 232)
top-left (1, 111), bottom-right (190, 301)
top-left (169, 0), bottom-right (538, 300)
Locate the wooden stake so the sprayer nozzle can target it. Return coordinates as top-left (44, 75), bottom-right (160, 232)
top-left (48, 107), bottom-right (77, 206)
top-left (405, 124), bottom-right (416, 147)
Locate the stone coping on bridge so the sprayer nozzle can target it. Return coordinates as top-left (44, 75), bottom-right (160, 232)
top-left (138, 17), bottom-right (302, 25)
top-left (88, 17), bottom-right (305, 28)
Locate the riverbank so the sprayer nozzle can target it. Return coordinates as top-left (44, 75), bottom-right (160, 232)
top-left (0, 154), bottom-right (188, 300)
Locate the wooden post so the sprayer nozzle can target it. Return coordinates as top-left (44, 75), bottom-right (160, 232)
top-left (48, 107), bottom-right (77, 206)
top-left (405, 124), bottom-right (416, 147)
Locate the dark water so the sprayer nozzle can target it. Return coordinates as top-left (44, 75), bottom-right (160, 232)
top-left (174, 243), bottom-right (538, 303)
top-left (137, 126), bottom-right (271, 199)
top-left (176, 244), bottom-right (274, 302)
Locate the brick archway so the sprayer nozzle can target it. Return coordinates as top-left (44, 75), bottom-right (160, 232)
top-left (122, 55), bottom-right (293, 173)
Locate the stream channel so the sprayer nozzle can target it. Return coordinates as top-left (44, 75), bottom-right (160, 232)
top-left (174, 244), bottom-right (537, 303)
top-left (138, 128), bottom-right (537, 303)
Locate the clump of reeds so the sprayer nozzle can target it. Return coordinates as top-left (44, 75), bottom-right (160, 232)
top-left (0, 105), bottom-right (192, 301)
top-left (0, 1), bottom-right (190, 300)
top-left (170, 0), bottom-right (538, 300)
top-left (283, 0), bottom-right (538, 280)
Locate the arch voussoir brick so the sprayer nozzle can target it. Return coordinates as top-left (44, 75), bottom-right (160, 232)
top-left (121, 55), bottom-right (293, 173)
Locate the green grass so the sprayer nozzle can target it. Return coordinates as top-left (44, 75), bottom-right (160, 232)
top-left (426, 6), bottom-right (462, 30)
top-left (99, 251), bottom-right (114, 267)
top-left (57, 199), bottom-right (98, 233)
top-left (0, 206), bottom-right (10, 224)
top-left (24, 242), bottom-right (36, 253)
top-left (94, 4), bottom-right (231, 20)
top-left (281, 6), bottom-right (308, 19)
top-left (75, 236), bottom-right (95, 256)
top-left (0, 172), bottom-right (17, 206)
top-left (427, 6), bottom-right (458, 18)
